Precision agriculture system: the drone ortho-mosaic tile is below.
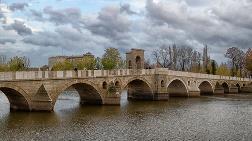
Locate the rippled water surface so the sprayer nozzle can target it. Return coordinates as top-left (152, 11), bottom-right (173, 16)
top-left (0, 91), bottom-right (252, 141)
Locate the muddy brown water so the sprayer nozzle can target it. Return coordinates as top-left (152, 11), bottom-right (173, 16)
top-left (0, 91), bottom-right (252, 141)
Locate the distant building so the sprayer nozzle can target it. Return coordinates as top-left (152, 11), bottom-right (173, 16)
top-left (48, 52), bottom-right (94, 70)
top-left (126, 49), bottom-right (145, 69)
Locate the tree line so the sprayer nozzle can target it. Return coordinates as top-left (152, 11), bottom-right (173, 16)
top-left (0, 56), bottom-right (30, 72)
top-left (1, 45), bottom-right (252, 78)
top-left (152, 45), bottom-right (252, 77)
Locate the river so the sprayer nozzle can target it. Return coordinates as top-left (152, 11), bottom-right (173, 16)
top-left (0, 91), bottom-right (252, 141)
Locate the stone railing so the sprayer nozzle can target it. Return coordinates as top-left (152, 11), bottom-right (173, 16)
top-left (0, 68), bottom-right (251, 82)
top-left (156, 68), bottom-right (251, 81)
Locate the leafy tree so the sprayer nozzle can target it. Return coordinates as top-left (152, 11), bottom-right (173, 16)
top-left (52, 60), bottom-right (74, 71)
top-left (101, 48), bottom-right (121, 70)
top-left (211, 60), bottom-right (217, 75)
top-left (77, 55), bottom-right (96, 70)
top-left (8, 56), bottom-right (30, 71)
top-left (0, 64), bottom-right (8, 72)
top-left (216, 63), bottom-right (231, 76)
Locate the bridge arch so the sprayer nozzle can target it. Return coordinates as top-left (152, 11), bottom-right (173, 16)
top-left (198, 81), bottom-right (214, 95)
top-left (0, 83), bottom-right (31, 111)
top-left (123, 77), bottom-right (153, 100)
top-left (222, 82), bottom-right (230, 94)
top-left (167, 78), bottom-right (188, 97)
top-left (236, 83), bottom-right (241, 93)
top-left (53, 80), bottom-right (103, 106)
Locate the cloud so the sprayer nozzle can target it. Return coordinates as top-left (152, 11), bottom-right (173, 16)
top-left (23, 25), bottom-right (110, 52)
top-left (86, 6), bottom-right (131, 40)
top-left (2, 0), bottom-right (252, 66)
top-left (0, 38), bottom-right (16, 44)
top-left (30, 9), bottom-right (44, 21)
top-left (9, 2), bottom-right (29, 11)
top-left (145, 0), bottom-right (252, 51)
top-left (3, 20), bottom-right (32, 36)
top-left (120, 3), bottom-right (138, 15)
top-left (43, 6), bottom-right (84, 30)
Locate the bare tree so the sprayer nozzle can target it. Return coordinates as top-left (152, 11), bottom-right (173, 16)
top-left (177, 46), bottom-right (193, 71)
top-left (225, 47), bottom-right (245, 76)
top-left (152, 45), bottom-right (172, 68)
top-left (0, 55), bottom-right (7, 64)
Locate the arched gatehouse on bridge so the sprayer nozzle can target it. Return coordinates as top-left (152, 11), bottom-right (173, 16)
top-left (222, 82), bottom-right (230, 94)
top-left (236, 83), bottom-right (241, 93)
top-left (123, 78), bottom-right (153, 100)
top-left (136, 56), bottom-right (142, 69)
top-left (0, 84), bottom-right (31, 111)
top-left (198, 81), bottom-right (214, 95)
top-left (53, 81), bottom-right (103, 109)
top-left (167, 78), bottom-right (188, 97)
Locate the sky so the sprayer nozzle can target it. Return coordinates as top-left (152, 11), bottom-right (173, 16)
top-left (0, 0), bottom-right (252, 66)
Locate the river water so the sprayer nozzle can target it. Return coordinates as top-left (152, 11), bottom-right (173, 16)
top-left (0, 91), bottom-right (252, 141)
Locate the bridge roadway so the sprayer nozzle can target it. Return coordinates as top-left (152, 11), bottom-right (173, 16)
top-left (0, 68), bottom-right (251, 111)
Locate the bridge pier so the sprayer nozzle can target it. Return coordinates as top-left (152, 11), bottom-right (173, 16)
top-left (103, 94), bottom-right (120, 105)
top-left (31, 100), bottom-right (53, 111)
top-left (214, 87), bottom-right (224, 95)
top-left (229, 87), bottom-right (238, 94)
top-left (153, 93), bottom-right (169, 100)
top-left (240, 86), bottom-right (252, 93)
top-left (188, 91), bottom-right (200, 97)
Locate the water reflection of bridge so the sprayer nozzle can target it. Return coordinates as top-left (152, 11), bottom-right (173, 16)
top-left (0, 68), bottom-right (251, 111)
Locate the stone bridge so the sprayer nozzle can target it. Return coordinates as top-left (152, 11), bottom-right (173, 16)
top-left (0, 68), bottom-right (251, 112)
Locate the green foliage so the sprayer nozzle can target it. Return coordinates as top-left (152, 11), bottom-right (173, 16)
top-left (245, 48), bottom-right (252, 72)
top-left (216, 63), bottom-right (231, 76)
top-left (0, 64), bottom-right (8, 72)
top-left (211, 60), bottom-right (217, 75)
top-left (51, 60), bottom-right (74, 71)
top-left (52, 54), bottom-right (97, 71)
top-left (8, 56), bottom-right (30, 71)
top-left (101, 48), bottom-right (122, 70)
top-left (108, 82), bottom-right (116, 94)
top-left (77, 55), bottom-right (96, 70)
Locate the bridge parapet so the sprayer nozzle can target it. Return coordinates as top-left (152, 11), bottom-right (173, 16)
top-left (0, 68), bottom-right (251, 82)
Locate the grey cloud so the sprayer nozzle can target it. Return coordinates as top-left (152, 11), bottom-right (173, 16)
top-left (0, 38), bottom-right (16, 44)
top-left (30, 9), bottom-right (44, 21)
top-left (212, 1), bottom-right (252, 30)
top-left (120, 3), bottom-right (137, 15)
top-left (86, 6), bottom-right (131, 40)
top-left (23, 31), bottom-right (60, 47)
top-left (23, 26), bottom-right (110, 51)
top-left (3, 20), bottom-right (32, 36)
top-left (9, 2), bottom-right (28, 11)
top-left (145, 0), bottom-right (252, 51)
top-left (43, 6), bottom-right (83, 30)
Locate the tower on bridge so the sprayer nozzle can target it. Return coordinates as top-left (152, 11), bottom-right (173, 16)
top-left (126, 49), bottom-right (145, 69)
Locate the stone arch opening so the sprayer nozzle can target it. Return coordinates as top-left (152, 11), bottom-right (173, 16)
top-left (115, 81), bottom-right (120, 89)
top-left (161, 80), bottom-right (165, 87)
top-left (54, 83), bottom-right (102, 110)
top-left (124, 79), bottom-right (153, 100)
top-left (236, 83), bottom-right (241, 93)
top-left (128, 60), bottom-right (132, 69)
top-left (167, 79), bottom-right (188, 97)
top-left (136, 56), bottom-right (141, 69)
top-left (199, 81), bottom-right (213, 95)
top-left (222, 82), bottom-right (229, 94)
top-left (0, 87), bottom-right (30, 111)
top-left (102, 82), bottom-right (107, 89)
